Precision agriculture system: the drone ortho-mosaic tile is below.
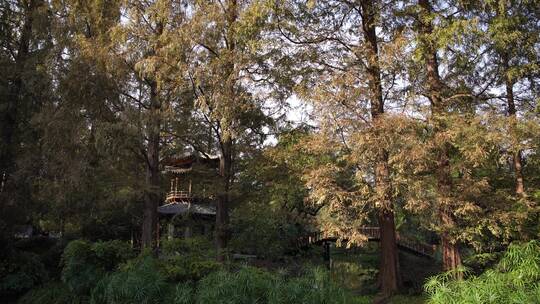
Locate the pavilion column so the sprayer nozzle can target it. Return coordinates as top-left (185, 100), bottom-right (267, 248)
top-left (167, 222), bottom-right (175, 239)
top-left (184, 225), bottom-right (192, 238)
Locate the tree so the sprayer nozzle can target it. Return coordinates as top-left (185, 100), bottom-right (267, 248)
top-left (276, 0), bottom-right (410, 294)
top-left (403, 0), bottom-right (473, 274)
top-left (0, 0), bottom-right (53, 236)
top-left (481, 0), bottom-right (540, 197)
top-left (101, 0), bottom-right (193, 248)
top-left (177, 0), bottom-right (276, 260)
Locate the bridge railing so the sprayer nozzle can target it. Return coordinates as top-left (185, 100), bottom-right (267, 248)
top-left (298, 227), bottom-right (436, 258)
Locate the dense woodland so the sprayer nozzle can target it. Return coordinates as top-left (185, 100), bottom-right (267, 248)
top-left (1, 0), bottom-right (540, 303)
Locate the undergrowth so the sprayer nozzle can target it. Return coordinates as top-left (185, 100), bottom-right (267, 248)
top-left (425, 240), bottom-right (540, 304)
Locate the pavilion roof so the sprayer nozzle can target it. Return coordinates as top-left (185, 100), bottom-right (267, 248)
top-left (162, 152), bottom-right (220, 174)
top-left (158, 201), bottom-right (216, 216)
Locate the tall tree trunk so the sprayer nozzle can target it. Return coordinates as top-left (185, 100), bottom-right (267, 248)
top-left (141, 80), bottom-right (161, 249)
top-left (215, 0), bottom-right (237, 262)
top-left (418, 0), bottom-right (462, 275)
top-left (360, 0), bottom-right (400, 295)
top-left (0, 0), bottom-right (35, 194)
top-left (216, 137), bottom-right (232, 261)
top-left (502, 56), bottom-right (525, 196)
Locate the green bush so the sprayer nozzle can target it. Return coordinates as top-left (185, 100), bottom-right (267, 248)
top-left (172, 283), bottom-right (195, 304)
top-left (196, 267), bottom-right (277, 304)
top-left (230, 208), bottom-right (301, 259)
top-left (18, 281), bottom-right (84, 304)
top-left (61, 239), bottom-right (134, 296)
top-left (90, 255), bottom-right (173, 304)
top-left (162, 255), bottom-right (221, 282)
top-left (0, 249), bottom-right (48, 298)
top-left (160, 237), bottom-right (221, 282)
top-left (425, 240), bottom-right (540, 304)
top-left (161, 237), bottom-right (214, 257)
top-left (170, 266), bottom-right (358, 304)
top-left (269, 267), bottom-right (352, 304)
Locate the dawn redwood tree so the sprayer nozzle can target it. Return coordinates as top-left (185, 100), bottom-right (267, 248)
top-left (0, 0), bottom-right (40, 197)
top-left (359, 0), bottom-right (400, 294)
top-left (482, 0), bottom-right (540, 197)
top-left (115, 1), bottom-right (165, 249)
top-left (413, 0), bottom-right (466, 274)
top-left (97, 0), bottom-right (190, 248)
top-left (181, 0), bottom-right (276, 260)
top-left (0, 0), bottom-right (53, 235)
top-left (399, 0), bottom-right (539, 273)
top-left (277, 0), bottom-right (407, 294)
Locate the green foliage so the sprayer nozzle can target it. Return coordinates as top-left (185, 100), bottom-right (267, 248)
top-left (232, 129), bottom-right (312, 259)
top-left (230, 206), bottom-right (301, 259)
top-left (161, 237), bottom-right (214, 257)
top-left (331, 260), bottom-right (377, 292)
top-left (0, 249), bottom-right (48, 297)
top-left (162, 256), bottom-right (221, 282)
top-left (270, 267), bottom-right (352, 304)
top-left (61, 239), bottom-right (134, 295)
top-left (195, 267), bottom-right (277, 304)
top-left (171, 283), bottom-right (195, 304)
top-left (160, 237), bottom-right (221, 282)
top-left (90, 255), bottom-right (173, 304)
top-left (463, 252), bottom-right (502, 275)
top-left (18, 281), bottom-right (84, 304)
top-left (170, 266), bottom-right (358, 304)
top-left (425, 241), bottom-right (540, 303)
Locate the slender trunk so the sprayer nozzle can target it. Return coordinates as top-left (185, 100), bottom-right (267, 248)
top-left (360, 0), bottom-right (400, 295)
top-left (0, 0), bottom-right (35, 193)
top-left (141, 80), bottom-right (161, 249)
top-left (215, 0), bottom-right (237, 262)
top-left (216, 137), bottom-right (232, 261)
top-left (503, 56), bottom-right (525, 196)
top-left (418, 0), bottom-right (461, 275)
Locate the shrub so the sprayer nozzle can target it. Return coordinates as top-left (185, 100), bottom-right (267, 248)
top-left (160, 237), bottom-right (221, 282)
top-left (196, 267), bottom-right (277, 304)
top-left (269, 267), bottom-right (352, 304)
top-left (172, 283), bottom-right (195, 304)
top-left (90, 255), bottom-right (173, 304)
top-left (18, 281), bottom-right (84, 304)
top-left (162, 255), bottom-right (222, 282)
top-left (61, 239), bottom-right (134, 296)
top-left (0, 249), bottom-right (48, 298)
top-left (161, 237), bottom-right (214, 257)
top-left (230, 208), bottom-right (301, 259)
top-left (425, 240), bottom-right (540, 304)
top-left (170, 266), bottom-right (358, 304)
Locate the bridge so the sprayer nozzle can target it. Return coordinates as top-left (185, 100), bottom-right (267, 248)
top-left (299, 227), bottom-right (436, 258)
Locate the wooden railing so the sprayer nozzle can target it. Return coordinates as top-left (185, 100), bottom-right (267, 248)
top-left (166, 190), bottom-right (191, 202)
top-left (300, 227), bottom-right (436, 258)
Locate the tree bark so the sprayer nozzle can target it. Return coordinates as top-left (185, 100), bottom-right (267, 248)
top-left (360, 0), bottom-right (400, 295)
top-left (502, 56), bottom-right (525, 197)
top-left (216, 137), bottom-right (232, 261)
top-left (141, 80), bottom-right (161, 249)
top-left (215, 0), bottom-right (237, 262)
top-left (441, 211), bottom-right (461, 272)
top-left (418, 0), bottom-right (462, 275)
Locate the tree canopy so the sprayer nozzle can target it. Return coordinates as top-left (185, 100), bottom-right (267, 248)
top-left (1, 0), bottom-right (539, 301)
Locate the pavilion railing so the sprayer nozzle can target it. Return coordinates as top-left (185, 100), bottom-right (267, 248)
top-left (166, 190), bottom-right (191, 202)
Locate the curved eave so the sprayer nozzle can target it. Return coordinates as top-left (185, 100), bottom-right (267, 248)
top-left (158, 201), bottom-right (216, 216)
